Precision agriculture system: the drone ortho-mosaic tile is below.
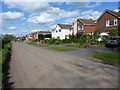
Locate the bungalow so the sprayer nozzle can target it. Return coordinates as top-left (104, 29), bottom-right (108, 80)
top-left (96, 9), bottom-right (119, 35)
top-left (52, 24), bottom-right (72, 40)
top-left (73, 18), bottom-right (96, 37)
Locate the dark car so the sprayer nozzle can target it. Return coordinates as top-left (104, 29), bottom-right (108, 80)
top-left (105, 36), bottom-right (120, 47)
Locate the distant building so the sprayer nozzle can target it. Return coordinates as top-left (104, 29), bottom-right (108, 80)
top-left (17, 36), bottom-right (26, 41)
top-left (52, 24), bottom-right (72, 40)
top-left (25, 31), bottom-right (51, 41)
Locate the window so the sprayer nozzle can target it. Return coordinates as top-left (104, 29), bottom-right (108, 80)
top-left (106, 19), bottom-right (117, 26)
top-left (59, 29), bottom-right (61, 32)
top-left (78, 26), bottom-right (84, 30)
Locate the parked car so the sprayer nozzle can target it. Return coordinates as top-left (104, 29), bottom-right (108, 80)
top-left (105, 36), bottom-right (120, 47)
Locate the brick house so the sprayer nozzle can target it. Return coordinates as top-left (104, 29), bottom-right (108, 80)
top-left (73, 18), bottom-right (96, 37)
top-left (96, 9), bottom-right (119, 35)
top-left (25, 33), bottom-right (37, 41)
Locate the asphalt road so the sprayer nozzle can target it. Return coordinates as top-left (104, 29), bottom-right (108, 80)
top-left (9, 42), bottom-right (119, 88)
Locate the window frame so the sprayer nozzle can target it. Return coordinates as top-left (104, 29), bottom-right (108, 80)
top-left (106, 19), bottom-right (117, 27)
top-left (78, 25), bottom-right (84, 30)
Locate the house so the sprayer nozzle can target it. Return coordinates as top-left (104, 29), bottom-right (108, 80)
top-left (35, 31), bottom-right (51, 40)
top-left (25, 33), bottom-right (37, 41)
top-left (17, 36), bottom-right (26, 41)
top-left (25, 31), bottom-right (51, 41)
top-left (52, 24), bottom-right (72, 40)
top-left (73, 18), bottom-right (96, 37)
top-left (96, 9), bottom-right (119, 35)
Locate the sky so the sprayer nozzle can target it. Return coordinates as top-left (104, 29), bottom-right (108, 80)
top-left (0, 0), bottom-right (119, 37)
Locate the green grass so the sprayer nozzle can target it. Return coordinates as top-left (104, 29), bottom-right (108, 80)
top-left (47, 47), bottom-right (76, 51)
top-left (92, 53), bottom-right (120, 64)
top-left (34, 44), bottom-right (49, 47)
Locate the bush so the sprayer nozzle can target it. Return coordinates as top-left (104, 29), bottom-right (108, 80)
top-left (101, 35), bottom-right (109, 42)
top-left (78, 34), bottom-right (91, 48)
top-left (54, 40), bottom-right (61, 45)
top-left (48, 38), bottom-right (56, 44)
top-left (44, 39), bottom-right (49, 44)
top-left (62, 38), bottom-right (79, 44)
top-left (48, 38), bottom-right (61, 44)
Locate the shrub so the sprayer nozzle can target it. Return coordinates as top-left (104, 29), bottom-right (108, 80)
top-left (101, 35), bottom-right (109, 42)
top-left (62, 38), bottom-right (79, 44)
top-left (44, 39), bottom-right (49, 44)
top-left (48, 38), bottom-right (56, 44)
top-left (78, 34), bottom-right (90, 48)
top-left (54, 40), bottom-right (61, 45)
top-left (48, 38), bottom-right (61, 44)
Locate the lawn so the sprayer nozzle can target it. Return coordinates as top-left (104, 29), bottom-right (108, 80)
top-left (92, 53), bottom-right (120, 64)
top-left (35, 44), bottom-right (49, 47)
top-left (47, 47), bottom-right (76, 51)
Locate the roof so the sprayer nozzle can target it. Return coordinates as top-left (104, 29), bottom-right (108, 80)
top-left (97, 9), bottom-right (119, 21)
top-left (106, 9), bottom-right (118, 16)
top-left (77, 18), bottom-right (96, 25)
top-left (58, 24), bottom-right (72, 29)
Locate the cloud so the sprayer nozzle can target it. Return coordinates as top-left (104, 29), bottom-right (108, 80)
top-left (114, 9), bottom-right (119, 12)
top-left (19, 29), bottom-right (28, 32)
top-left (2, 11), bottom-right (24, 20)
top-left (50, 25), bottom-right (56, 29)
top-left (27, 7), bottom-right (80, 25)
top-left (31, 29), bottom-right (40, 32)
top-left (66, 2), bottom-right (101, 8)
top-left (4, 2), bottom-right (50, 13)
top-left (3, 33), bottom-right (14, 35)
top-left (9, 26), bottom-right (16, 30)
top-left (80, 10), bottom-right (102, 20)
top-left (65, 18), bottom-right (76, 24)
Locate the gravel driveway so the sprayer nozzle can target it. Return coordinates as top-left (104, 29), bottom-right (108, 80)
top-left (9, 42), bottom-right (119, 88)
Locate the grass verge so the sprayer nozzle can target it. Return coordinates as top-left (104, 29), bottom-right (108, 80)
top-left (1, 42), bottom-right (12, 88)
top-left (47, 47), bottom-right (76, 51)
top-left (92, 53), bottom-right (120, 64)
top-left (34, 44), bottom-right (49, 47)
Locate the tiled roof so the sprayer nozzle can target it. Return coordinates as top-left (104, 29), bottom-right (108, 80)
top-left (77, 18), bottom-right (96, 25)
top-left (58, 24), bottom-right (72, 29)
top-left (106, 9), bottom-right (118, 17)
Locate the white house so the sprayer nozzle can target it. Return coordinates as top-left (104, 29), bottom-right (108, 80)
top-left (52, 24), bottom-right (72, 40)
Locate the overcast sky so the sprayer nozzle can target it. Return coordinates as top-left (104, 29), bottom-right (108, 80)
top-left (0, 0), bottom-right (119, 37)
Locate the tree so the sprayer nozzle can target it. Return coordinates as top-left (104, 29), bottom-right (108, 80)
top-left (108, 28), bottom-right (119, 37)
top-left (2, 34), bottom-right (16, 49)
top-left (91, 31), bottom-right (100, 45)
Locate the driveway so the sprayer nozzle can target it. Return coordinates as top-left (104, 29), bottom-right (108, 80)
top-left (43, 44), bottom-right (119, 59)
top-left (9, 42), bottom-right (119, 88)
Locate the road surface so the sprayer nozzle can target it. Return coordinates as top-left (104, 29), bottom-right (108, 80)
top-left (9, 42), bottom-right (119, 88)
